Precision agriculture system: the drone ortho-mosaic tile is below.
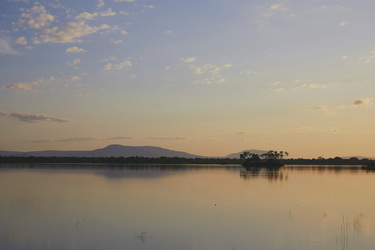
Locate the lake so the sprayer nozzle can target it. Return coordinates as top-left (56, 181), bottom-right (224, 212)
top-left (1, 164), bottom-right (375, 250)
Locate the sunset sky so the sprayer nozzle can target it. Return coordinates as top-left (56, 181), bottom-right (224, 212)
top-left (1, 0), bottom-right (375, 158)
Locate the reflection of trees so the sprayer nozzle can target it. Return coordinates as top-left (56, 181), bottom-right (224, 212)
top-left (336, 214), bottom-right (368, 250)
top-left (240, 167), bottom-right (287, 182)
top-left (286, 165), bottom-right (362, 174)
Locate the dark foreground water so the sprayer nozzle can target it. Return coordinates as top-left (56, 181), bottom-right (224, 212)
top-left (1, 164), bottom-right (375, 250)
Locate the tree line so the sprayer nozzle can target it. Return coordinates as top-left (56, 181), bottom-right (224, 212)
top-left (0, 155), bottom-right (373, 165)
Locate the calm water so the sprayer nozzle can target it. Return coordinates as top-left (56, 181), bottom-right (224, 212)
top-left (1, 164), bottom-right (375, 250)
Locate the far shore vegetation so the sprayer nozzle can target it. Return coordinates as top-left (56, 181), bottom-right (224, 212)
top-left (240, 150), bottom-right (288, 168)
top-left (1, 154), bottom-right (375, 167)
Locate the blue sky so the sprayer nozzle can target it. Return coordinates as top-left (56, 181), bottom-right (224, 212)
top-left (1, 0), bottom-right (375, 158)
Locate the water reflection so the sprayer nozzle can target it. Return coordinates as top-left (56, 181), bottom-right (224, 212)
top-left (240, 167), bottom-right (287, 182)
top-left (0, 163), bottom-right (242, 180)
top-left (335, 214), bottom-right (370, 250)
top-left (239, 165), bottom-right (373, 182)
top-left (286, 165), bottom-right (362, 173)
top-left (1, 164), bottom-right (375, 250)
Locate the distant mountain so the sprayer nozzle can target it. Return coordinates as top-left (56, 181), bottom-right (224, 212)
top-left (341, 156), bottom-right (375, 160)
top-left (225, 149), bottom-right (268, 159)
top-left (1, 146), bottom-right (374, 160)
top-left (0, 145), bottom-right (203, 158)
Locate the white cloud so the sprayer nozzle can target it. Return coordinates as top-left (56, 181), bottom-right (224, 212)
top-left (165, 66), bottom-right (171, 70)
top-left (240, 70), bottom-right (254, 75)
top-left (110, 39), bottom-right (122, 44)
top-left (99, 56), bottom-right (116, 62)
top-left (121, 30), bottom-right (128, 35)
top-left (71, 76), bottom-right (81, 81)
top-left (143, 5), bottom-right (155, 9)
top-left (57, 137), bottom-right (96, 142)
top-left (39, 21), bottom-right (110, 43)
top-left (191, 63), bottom-right (232, 84)
top-left (104, 63), bottom-right (112, 70)
top-left (20, 4), bottom-right (55, 30)
top-left (97, 0), bottom-right (105, 9)
top-left (296, 127), bottom-right (339, 133)
top-left (66, 46), bottom-right (86, 53)
top-left (100, 8), bottom-right (116, 16)
top-left (73, 58), bottom-right (81, 64)
top-left (358, 50), bottom-right (375, 64)
top-left (269, 4), bottom-right (283, 10)
top-left (107, 136), bottom-right (133, 140)
top-left (75, 12), bottom-right (98, 20)
top-left (114, 0), bottom-right (136, 2)
top-left (119, 11), bottom-right (128, 15)
top-left (339, 21), bottom-right (348, 26)
top-left (301, 83), bottom-right (327, 89)
top-left (315, 106), bottom-right (327, 110)
top-left (15, 36), bottom-right (27, 45)
top-left (1, 78), bottom-right (52, 92)
top-left (2, 82), bottom-right (35, 91)
top-left (182, 57), bottom-right (197, 63)
top-left (0, 110), bottom-right (71, 123)
top-left (147, 136), bottom-right (187, 141)
top-left (104, 60), bottom-right (132, 70)
top-left (164, 30), bottom-right (172, 34)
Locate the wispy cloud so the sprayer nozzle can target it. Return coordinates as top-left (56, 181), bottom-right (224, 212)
top-left (301, 98), bottom-right (373, 116)
top-left (66, 46), bottom-right (86, 53)
top-left (1, 77), bottom-right (53, 92)
top-left (315, 106), bottom-right (327, 110)
top-left (262, 2), bottom-right (288, 18)
top-left (97, 0), bottom-right (105, 9)
top-left (296, 127), bottom-right (339, 133)
top-left (38, 21), bottom-right (110, 43)
top-left (339, 21), bottom-right (348, 26)
top-left (143, 5), bottom-right (155, 9)
top-left (301, 83), bottom-right (327, 89)
top-left (31, 139), bottom-right (53, 143)
top-left (0, 38), bottom-right (20, 55)
top-left (18, 4), bottom-right (55, 30)
top-left (15, 36), bottom-right (27, 45)
top-left (190, 63), bottom-right (232, 84)
top-left (104, 60), bottom-right (132, 70)
top-left (0, 110), bottom-right (71, 123)
top-left (269, 4), bottom-right (284, 10)
top-left (107, 136), bottom-right (133, 140)
top-left (110, 39), bottom-right (122, 44)
top-left (100, 8), bottom-right (116, 17)
top-left (57, 137), bottom-right (97, 142)
top-left (352, 97), bottom-right (373, 107)
top-left (70, 76), bottom-right (81, 81)
top-left (181, 57), bottom-right (197, 63)
top-left (32, 136), bottom-right (133, 143)
top-left (358, 50), bottom-right (375, 64)
top-left (75, 12), bottom-right (98, 20)
top-left (147, 136), bottom-right (187, 141)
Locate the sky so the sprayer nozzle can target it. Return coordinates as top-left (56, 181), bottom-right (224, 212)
top-left (1, 0), bottom-right (375, 158)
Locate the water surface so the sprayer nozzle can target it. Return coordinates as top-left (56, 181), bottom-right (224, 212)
top-left (1, 164), bottom-right (375, 249)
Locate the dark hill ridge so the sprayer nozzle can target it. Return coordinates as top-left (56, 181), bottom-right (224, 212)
top-left (0, 145), bottom-right (203, 158)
